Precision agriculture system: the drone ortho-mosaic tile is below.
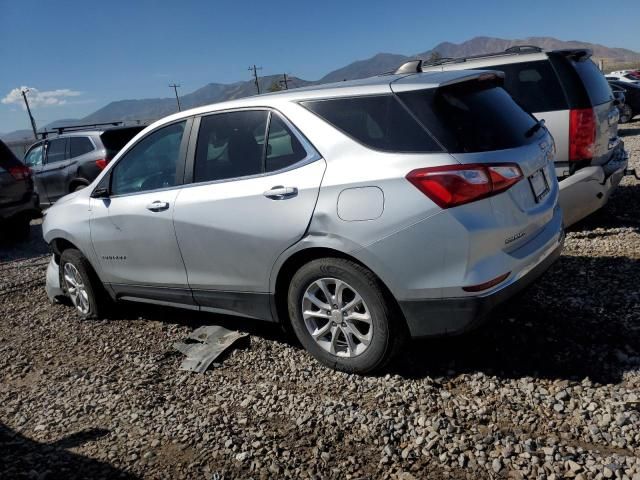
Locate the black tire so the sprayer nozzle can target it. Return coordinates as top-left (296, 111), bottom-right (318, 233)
top-left (287, 257), bottom-right (405, 374)
top-left (59, 249), bottom-right (110, 319)
top-left (73, 184), bottom-right (87, 192)
top-left (620, 105), bottom-right (633, 124)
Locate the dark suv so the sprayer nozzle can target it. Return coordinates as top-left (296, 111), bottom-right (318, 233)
top-left (416, 46), bottom-right (629, 226)
top-left (23, 124), bottom-right (144, 206)
top-left (0, 139), bottom-right (40, 240)
top-left (608, 80), bottom-right (640, 123)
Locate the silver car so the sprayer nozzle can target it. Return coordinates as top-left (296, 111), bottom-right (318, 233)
top-left (43, 70), bottom-right (564, 373)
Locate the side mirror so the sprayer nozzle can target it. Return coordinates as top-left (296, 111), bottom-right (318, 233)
top-left (91, 187), bottom-right (110, 199)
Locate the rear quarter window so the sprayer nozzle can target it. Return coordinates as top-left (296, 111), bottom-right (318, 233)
top-left (489, 60), bottom-right (568, 113)
top-left (398, 82), bottom-right (540, 153)
top-left (301, 95), bottom-right (441, 152)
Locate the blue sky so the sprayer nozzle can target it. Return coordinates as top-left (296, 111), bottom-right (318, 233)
top-left (1, 0), bottom-right (639, 132)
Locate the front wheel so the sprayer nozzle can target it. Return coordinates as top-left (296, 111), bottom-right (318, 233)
top-left (59, 249), bottom-right (109, 319)
top-left (287, 258), bottom-right (404, 374)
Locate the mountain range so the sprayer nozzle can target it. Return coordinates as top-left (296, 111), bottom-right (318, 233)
top-left (3, 36), bottom-right (640, 142)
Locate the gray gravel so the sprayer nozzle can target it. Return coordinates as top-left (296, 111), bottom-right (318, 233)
top-left (1, 123), bottom-right (639, 479)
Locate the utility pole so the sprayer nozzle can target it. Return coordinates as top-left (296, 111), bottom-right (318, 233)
top-left (169, 83), bottom-right (181, 111)
top-left (279, 73), bottom-right (289, 90)
top-left (248, 65), bottom-right (262, 94)
top-left (20, 89), bottom-right (38, 140)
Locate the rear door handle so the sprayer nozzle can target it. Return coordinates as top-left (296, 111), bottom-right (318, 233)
top-left (146, 200), bottom-right (170, 212)
top-left (263, 186), bottom-right (298, 200)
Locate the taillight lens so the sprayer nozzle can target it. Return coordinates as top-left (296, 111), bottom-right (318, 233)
top-left (569, 108), bottom-right (596, 161)
top-left (95, 159), bottom-right (107, 170)
top-left (8, 165), bottom-right (31, 181)
top-left (406, 163), bottom-right (523, 209)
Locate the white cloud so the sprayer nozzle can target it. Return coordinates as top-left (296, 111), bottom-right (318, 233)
top-left (1, 86), bottom-right (82, 109)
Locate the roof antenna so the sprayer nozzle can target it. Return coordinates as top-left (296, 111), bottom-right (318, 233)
top-left (395, 59), bottom-right (423, 74)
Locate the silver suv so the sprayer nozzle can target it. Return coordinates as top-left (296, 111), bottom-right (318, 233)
top-left (43, 70), bottom-right (564, 373)
top-left (417, 46), bottom-right (629, 226)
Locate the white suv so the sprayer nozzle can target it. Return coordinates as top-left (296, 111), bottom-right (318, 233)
top-left (416, 46), bottom-right (629, 226)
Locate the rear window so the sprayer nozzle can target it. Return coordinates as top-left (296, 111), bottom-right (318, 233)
top-left (301, 95), bottom-right (441, 152)
top-left (398, 82), bottom-right (539, 153)
top-left (0, 140), bottom-right (21, 168)
top-left (571, 59), bottom-right (612, 105)
top-left (490, 60), bottom-right (568, 112)
top-left (69, 137), bottom-right (94, 158)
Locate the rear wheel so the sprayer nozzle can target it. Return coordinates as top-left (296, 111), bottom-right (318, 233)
top-left (59, 249), bottom-right (109, 319)
top-left (287, 258), bottom-right (404, 374)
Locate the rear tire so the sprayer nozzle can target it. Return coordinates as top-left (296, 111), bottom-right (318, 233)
top-left (73, 184), bottom-right (87, 192)
top-left (287, 257), bottom-right (405, 374)
top-left (59, 249), bottom-right (110, 319)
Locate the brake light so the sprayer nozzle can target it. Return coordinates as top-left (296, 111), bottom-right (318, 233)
top-left (95, 159), bottom-right (107, 170)
top-left (462, 272), bottom-right (511, 292)
top-left (406, 163), bottom-right (523, 209)
top-left (569, 108), bottom-right (596, 161)
top-left (8, 165), bottom-right (31, 181)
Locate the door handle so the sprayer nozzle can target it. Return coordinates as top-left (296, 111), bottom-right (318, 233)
top-left (146, 200), bottom-right (170, 212)
top-left (263, 186), bottom-right (298, 200)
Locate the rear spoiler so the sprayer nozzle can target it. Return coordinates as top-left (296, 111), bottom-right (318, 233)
top-left (553, 49), bottom-right (592, 61)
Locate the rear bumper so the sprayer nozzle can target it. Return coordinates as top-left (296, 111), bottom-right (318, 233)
top-left (558, 146), bottom-right (628, 227)
top-left (399, 219), bottom-right (564, 338)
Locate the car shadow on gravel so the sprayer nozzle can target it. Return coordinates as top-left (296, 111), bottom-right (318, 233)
top-left (0, 423), bottom-right (138, 479)
top-left (390, 254), bottom-right (640, 385)
top-left (569, 183), bottom-right (640, 231)
top-left (619, 126), bottom-right (640, 137)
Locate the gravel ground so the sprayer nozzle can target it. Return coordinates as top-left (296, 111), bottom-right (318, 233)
top-left (1, 123), bottom-right (639, 480)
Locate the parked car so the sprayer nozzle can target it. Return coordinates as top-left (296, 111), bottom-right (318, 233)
top-left (609, 80), bottom-right (640, 123)
top-left (43, 70), bottom-right (564, 373)
top-left (23, 124), bottom-right (145, 206)
top-left (416, 46), bottom-right (629, 227)
top-left (605, 74), bottom-right (640, 85)
top-left (609, 70), bottom-right (640, 81)
top-left (0, 139), bottom-right (40, 240)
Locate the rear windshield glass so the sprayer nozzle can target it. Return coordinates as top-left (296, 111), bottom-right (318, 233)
top-left (301, 95), bottom-right (441, 152)
top-left (0, 140), bottom-right (21, 168)
top-left (491, 60), bottom-right (568, 112)
top-left (572, 59), bottom-right (612, 105)
top-left (398, 82), bottom-right (540, 153)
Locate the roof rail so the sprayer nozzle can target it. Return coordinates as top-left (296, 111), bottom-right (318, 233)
top-left (504, 45), bottom-right (543, 53)
top-left (40, 121), bottom-right (124, 138)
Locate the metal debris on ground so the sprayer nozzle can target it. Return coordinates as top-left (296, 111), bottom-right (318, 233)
top-left (173, 325), bottom-right (249, 373)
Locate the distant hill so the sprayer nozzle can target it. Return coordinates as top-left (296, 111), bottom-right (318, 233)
top-left (419, 36), bottom-right (640, 63)
top-left (3, 36), bottom-right (639, 140)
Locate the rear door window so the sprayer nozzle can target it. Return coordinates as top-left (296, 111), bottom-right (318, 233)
top-left (302, 95), bottom-right (441, 152)
top-left (398, 82), bottom-right (539, 153)
top-left (194, 110), bottom-right (269, 183)
top-left (69, 137), bottom-right (94, 158)
top-left (46, 138), bottom-right (68, 164)
top-left (489, 60), bottom-right (568, 112)
top-left (265, 114), bottom-right (307, 172)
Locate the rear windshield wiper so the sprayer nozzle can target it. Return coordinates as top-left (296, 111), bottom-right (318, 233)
top-left (525, 119), bottom-right (545, 138)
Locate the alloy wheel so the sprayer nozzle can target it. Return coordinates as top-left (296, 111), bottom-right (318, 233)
top-left (301, 278), bottom-right (373, 358)
top-left (63, 263), bottom-right (90, 315)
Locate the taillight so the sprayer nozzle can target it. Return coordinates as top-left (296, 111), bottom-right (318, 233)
top-left (406, 163), bottom-right (523, 209)
top-left (8, 165), bottom-right (31, 181)
top-left (569, 108), bottom-right (596, 161)
top-left (95, 159), bottom-right (107, 170)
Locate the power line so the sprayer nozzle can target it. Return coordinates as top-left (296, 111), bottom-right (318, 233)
top-left (20, 89), bottom-right (38, 140)
top-left (248, 65), bottom-right (263, 94)
top-left (169, 83), bottom-right (181, 111)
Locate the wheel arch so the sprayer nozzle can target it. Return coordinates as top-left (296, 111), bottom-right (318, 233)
top-left (272, 246), bottom-right (406, 331)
